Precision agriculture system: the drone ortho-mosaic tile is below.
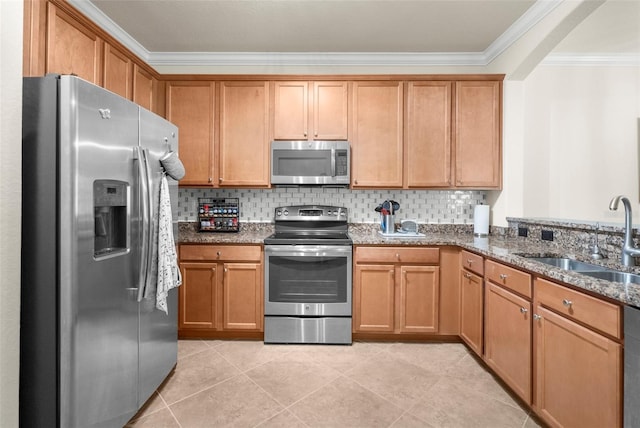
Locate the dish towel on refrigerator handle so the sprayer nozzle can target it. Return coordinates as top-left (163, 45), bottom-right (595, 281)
top-left (156, 174), bottom-right (182, 314)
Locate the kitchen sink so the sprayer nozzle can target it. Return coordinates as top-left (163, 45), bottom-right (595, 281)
top-left (524, 256), bottom-right (640, 285)
top-left (526, 257), bottom-right (603, 272)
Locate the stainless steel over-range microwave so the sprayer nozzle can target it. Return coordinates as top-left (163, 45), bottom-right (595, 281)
top-left (270, 140), bottom-right (350, 186)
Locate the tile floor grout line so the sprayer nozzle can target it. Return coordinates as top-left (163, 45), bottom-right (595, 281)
top-left (162, 371), bottom-right (244, 408)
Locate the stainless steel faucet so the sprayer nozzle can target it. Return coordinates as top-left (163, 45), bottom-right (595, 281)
top-left (609, 195), bottom-right (640, 266)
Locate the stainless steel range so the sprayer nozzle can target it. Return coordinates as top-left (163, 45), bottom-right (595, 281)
top-left (264, 205), bottom-right (352, 344)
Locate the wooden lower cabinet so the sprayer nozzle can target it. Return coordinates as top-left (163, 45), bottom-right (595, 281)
top-left (353, 246), bottom-right (439, 335)
top-left (459, 268), bottom-right (483, 355)
top-left (533, 278), bottom-right (622, 428)
top-left (178, 245), bottom-right (263, 337)
top-left (484, 282), bottom-right (531, 404)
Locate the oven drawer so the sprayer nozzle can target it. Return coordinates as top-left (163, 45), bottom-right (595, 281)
top-left (355, 246), bottom-right (439, 264)
top-left (180, 244), bottom-right (261, 262)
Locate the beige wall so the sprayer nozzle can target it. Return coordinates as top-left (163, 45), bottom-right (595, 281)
top-left (0, 0), bottom-right (23, 426)
top-left (495, 64), bottom-right (640, 226)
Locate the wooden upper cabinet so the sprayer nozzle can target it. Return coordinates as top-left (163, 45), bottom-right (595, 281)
top-left (351, 81), bottom-right (403, 188)
top-left (405, 81), bottom-right (452, 188)
top-left (166, 81), bottom-right (215, 186)
top-left (313, 81), bottom-right (349, 140)
top-left (453, 81), bottom-right (502, 188)
top-left (46, 3), bottom-right (102, 85)
top-left (133, 64), bottom-right (154, 112)
top-left (273, 81), bottom-right (348, 140)
top-left (103, 43), bottom-right (132, 100)
top-left (273, 81), bottom-right (308, 140)
top-left (219, 81), bottom-right (270, 187)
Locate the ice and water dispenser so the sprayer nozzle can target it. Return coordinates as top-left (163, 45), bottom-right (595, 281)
top-left (93, 180), bottom-right (128, 258)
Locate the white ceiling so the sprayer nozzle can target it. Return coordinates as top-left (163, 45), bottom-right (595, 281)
top-left (69, 0), bottom-right (640, 71)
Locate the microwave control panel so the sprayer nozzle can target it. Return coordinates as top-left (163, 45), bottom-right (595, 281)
top-left (198, 198), bottom-right (239, 232)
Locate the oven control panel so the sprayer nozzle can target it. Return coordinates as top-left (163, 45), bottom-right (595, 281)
top-left (274, 205), bottom-right (347, 221)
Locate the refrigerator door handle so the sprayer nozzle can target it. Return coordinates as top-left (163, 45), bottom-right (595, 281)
top-left (141, 147), bottom-right (155, 303)
top-left (136, 147), bottom-right (151, 302)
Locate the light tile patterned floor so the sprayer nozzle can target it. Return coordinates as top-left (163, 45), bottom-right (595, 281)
top-left (126, 340), bottom-right (543, 428)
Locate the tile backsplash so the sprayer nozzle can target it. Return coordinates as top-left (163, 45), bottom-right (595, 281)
top-left (178, 187), bottom-right (487, 224)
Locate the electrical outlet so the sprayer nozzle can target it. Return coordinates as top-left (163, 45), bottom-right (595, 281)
top-left (541, 230), bottom-right (554, 241)
top-left (518, 227), bottom-right (529, 237)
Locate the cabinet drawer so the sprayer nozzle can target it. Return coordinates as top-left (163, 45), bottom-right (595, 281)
top-left (355, 247), bottom-right (439, 264)
top-left (485, 260), bottom-right (532, 298)
top-left (180, 244), bottom-right (261, 262)
top-left (535, 278), bottom-right (621, 339)
top-left (461, 250), bottom-right (484, 275)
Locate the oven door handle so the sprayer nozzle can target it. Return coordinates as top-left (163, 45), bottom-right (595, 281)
top-left (265, 245), bottom-right (352, 258)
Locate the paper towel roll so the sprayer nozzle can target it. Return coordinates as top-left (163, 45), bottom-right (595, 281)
top-left (474, 205), bottom-right (490, 237)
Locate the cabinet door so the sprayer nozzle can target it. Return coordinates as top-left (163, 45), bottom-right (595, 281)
top-left (222, 263), bottom-right (263, 331)
top-left (219, 81), bottom-right (270, 187)
top-left (46, 3), bottom-right (102, 85)
top-left (353, 264), bottom-right (395, 332)
top-left (166, 81), bottom-right (215, 186)
top-left (273, 81), bottom-right (308, 140)
top-left (133, 64), bottom-right (154, 111)
top-left (179, 262), bottom-right (218, 330)
top-left (398, 265), bottom-right (439, 333)
top-left (351, 81), bottom-right (403, 188)
top-left (313, 81), bottom-right (348, 140)
top-left (484, 283), bottom-right (532, 404)
top-left (534, 305), bottom-right (621, 428)
top-left (460, 269), bottom-right (483, 355)
top-left (103, 43), bottom-right (132, 100)
top-left (405, 81), bottom-right (452, 187)
top-left (453, 81), bottom-right (501, 188)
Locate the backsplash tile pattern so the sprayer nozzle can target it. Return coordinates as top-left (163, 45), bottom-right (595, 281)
top-left (177, 187), bottom-right (487, 223)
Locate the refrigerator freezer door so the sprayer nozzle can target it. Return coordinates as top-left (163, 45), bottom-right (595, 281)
top-left (58, 76), bottom-right (141, 428)
top-left (137, 107), bottom-right (179, 406)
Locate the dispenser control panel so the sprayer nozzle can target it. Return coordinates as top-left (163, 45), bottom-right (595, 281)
top-left (198, 198), bottom-right (239, 232)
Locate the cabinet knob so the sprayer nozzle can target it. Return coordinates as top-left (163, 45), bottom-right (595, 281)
top-left (467, 259), bottom-right (473, 265)
top-left (499, 273), bottom-right (508, 280)
top-left (224, 268), bottom-right (228, 273)
top-left (219, 177), bottom-right (223, 182)
top-left (216, 251), bottom-right (221, 257)
top-left (354, 180), bottom-right (358, 185)
top-left (520, 307), bottom-right (528, 314)
top-left (304, 132), bottom-right (307, 137)
top-left (463, 272), bottom-right (472, 279)
top-left (208, 177), bottom-right (212, 183)
top-left (533, 314), bottom-right (542, 321)
top-left (562, 299), bottom-right (573, 308)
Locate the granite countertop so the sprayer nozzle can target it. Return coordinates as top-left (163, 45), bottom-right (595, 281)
top-left (178, 221), bottom-right (640, 307)
top-left (179, 222), bottom-right (273, 244)
top-left (349, 227), bottom-right (640, 307)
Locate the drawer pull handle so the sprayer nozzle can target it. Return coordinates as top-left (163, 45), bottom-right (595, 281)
top-left (533, 314), bottom-right (542, 321)
top-left (520, 307), bottom-right (528, 314)
top-left (499, 273), bottom-right (508, 280)
top-left (562, 299), bottom-right (573, 307)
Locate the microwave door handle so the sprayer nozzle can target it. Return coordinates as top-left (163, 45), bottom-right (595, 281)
top-left (331, 148), bottom-right (336, 177)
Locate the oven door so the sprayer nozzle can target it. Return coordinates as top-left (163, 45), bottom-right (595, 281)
top-left (264, 245), bottom-right (352, 316)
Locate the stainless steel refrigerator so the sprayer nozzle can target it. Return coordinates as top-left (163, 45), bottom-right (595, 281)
top-left (20, 75), bottom-right (179, 428)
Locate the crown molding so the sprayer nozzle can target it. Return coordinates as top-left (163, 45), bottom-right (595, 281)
top-left (146, 51), bottom-right (489, 67)
top-left (542, 53), bottom-right (640, 66)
